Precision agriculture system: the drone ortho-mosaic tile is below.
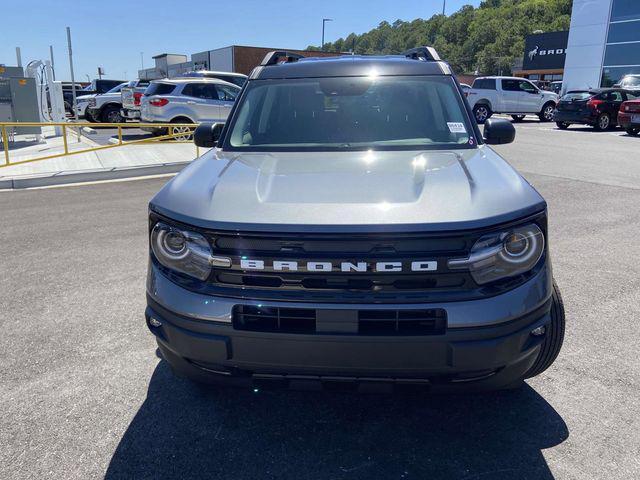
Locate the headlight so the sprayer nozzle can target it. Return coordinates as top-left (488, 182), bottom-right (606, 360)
top-left (448, 223), bottom-right (544, 285)
top-left (150, 222), bottom-right (212, 280)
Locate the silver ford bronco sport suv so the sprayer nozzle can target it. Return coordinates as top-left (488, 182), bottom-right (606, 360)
top-left (145, 48), bottom-right (565, 392)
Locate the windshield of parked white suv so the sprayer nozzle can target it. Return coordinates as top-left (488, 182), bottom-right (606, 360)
top-left (227, 76), bottom-right (474, 150)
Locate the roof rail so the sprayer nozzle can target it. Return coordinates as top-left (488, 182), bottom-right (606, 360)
top-left (260, 51), bottom-right (305, 66)
top-left (402, 46), bottom-right (441, 62)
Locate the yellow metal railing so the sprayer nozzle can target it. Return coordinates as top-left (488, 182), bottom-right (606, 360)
top-left (0, 121), bottom-right (200, 168)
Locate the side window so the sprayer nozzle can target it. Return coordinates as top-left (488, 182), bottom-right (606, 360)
top-left (473, 79), bottom-right (496, 90)
top-left (215, 84), bottom-right (239, 102)
top-left (610, 91), bottom-right (624, 102)
top-left (182, 83), bottom-right (217, 99)
top-left (519, 81), bottom-right (538, 93)
top-left (502, 79), bottom-right (520, 91)
top-left (144, 82), bottom-right (175, 96)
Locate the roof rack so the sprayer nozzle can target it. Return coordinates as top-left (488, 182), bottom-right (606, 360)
top-left (260, 51), bottom-right (305, 66)
top-left (402, 46), bottom-right (441, 62)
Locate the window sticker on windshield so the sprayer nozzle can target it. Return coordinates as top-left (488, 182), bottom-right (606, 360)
top-left (447, 122), bottom-right (467, 133)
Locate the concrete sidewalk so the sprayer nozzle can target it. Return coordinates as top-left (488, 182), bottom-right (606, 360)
top-left (0, 127), bottom-right (200, 188)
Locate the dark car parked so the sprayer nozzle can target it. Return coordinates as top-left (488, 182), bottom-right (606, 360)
top-left (618, 98), bottom-right (640, 136)
top-left (554, 88), bottom-right (640, 131)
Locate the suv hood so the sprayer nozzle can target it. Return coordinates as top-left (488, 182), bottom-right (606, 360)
top-left (150, 147), bottom-right (545, 232)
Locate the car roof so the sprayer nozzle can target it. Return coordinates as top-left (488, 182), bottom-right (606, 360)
top-left (567, 88), bottom-right (632, 95)
top-left (152, 77), bottom-right (240, 87)
top-left (474, 76), bottom-right (527, 81)
top-left (251, 54), bottom-right (452, 80)
top-left (183, 70), bottom-right (247, 78)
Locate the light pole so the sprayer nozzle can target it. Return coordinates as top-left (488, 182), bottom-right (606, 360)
top-left (140, 52), bottom-right (144, 70)
top-left (322, 18), bottom-right (333, 51)
top-left (442, 0), bottom-right (446, 15)
top-left (66, 27), bottom-right (78, 121)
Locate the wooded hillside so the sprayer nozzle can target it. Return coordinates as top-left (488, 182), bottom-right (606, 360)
top-left (307, 0), bottom-right (572, 75)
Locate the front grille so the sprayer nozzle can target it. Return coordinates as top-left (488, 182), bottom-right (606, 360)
top-left (203, 230), bottom-right (477, 303)
top-left (358, 309), bottom-right (446, 335)
top-left (233, 305), bottom-right (447, 335)
top-left (149, 210), bottom-right (547, 303)
top-left (234, 305), bottom-right (316, 334)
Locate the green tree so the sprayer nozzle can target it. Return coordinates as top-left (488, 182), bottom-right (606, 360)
top-left (306, 0), bottom-right (572, 75)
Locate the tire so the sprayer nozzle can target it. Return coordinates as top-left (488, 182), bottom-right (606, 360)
top-left (594, 113), bottom-right (611, 131)
top-left (473, 104), bottom-right (492, 124)
top-left (556, 121), bottom-right (569, 130)
top-left (525, 282), bottom-right (566, 379)
top-left (626, 127), bottom-right (639, 136)
top-left (101, 104), bottom-right (123, 124)
top-left (511, 115), bottom-right (526, 122)
top-left (169, 118), bottom-right (194, 141)
top-left (538, 102), bottom-right (556, 122)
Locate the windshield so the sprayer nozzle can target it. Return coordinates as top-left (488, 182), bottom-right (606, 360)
top-left (561, 92), bottom-right (592, 101)
top-left (106, 83), bottom-right (127, 94)
top-left (622, 76), bottom-right (640, 87)
top-left (226, 76), bottom-right (475, 151)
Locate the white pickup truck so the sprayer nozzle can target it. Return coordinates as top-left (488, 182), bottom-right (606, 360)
top-left (466, 76), bottom-right (558, 123)
top-left (120, 79), bottom-right (151, 121)
top-left (84, 82), bottom-right (128, 123)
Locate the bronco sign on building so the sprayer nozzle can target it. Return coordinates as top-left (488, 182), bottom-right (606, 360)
top-left (514, 31), bottom-right (569, 84)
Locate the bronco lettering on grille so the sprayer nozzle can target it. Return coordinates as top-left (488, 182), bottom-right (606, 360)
top-left (239, 259), bottom-right (437, 273)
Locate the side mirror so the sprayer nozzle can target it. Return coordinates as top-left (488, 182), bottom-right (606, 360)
top-left (483, 118), bottom-right (516, 145)
top-left (194, 122), bottom-right (224, 148)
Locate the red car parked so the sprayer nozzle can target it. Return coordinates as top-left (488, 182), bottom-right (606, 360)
top-left (618, 99), bottom-right (640, 136)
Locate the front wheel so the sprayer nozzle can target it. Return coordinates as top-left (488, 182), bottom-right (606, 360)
top-left (594, 113), bottom-right (611, 131)
top-left (473, 104), bottom-right (492, 124)
top-left (511, 114), bottom-right (526, 122)
top-left (538, 102), bottom-right (555, 122)
top-left (101, 105), bottom-right (123, 124)
top-left (556, 121), bottom-right (570, 130)
top-left (525, 282), bottom-right (566, 379)
top-left (626, 127), bottom-right (639, 136)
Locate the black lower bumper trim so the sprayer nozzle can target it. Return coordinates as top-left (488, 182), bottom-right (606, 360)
top-left (146, 295), bottom-right (552, 391)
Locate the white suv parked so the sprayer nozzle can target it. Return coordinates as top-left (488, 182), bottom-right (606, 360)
top-left (467, 76), bottom-right (558, 123)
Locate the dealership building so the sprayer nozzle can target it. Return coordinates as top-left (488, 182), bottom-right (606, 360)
top-left (513, 31), bottom-right (568, 83)
top-left (563, 0), bottom-right (640, 91)
top-left (139, 46), bottom-right (341, 80)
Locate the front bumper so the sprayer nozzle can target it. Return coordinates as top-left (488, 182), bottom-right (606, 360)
top-left (553, 110), bottom-right (595, 124)
top-left (86, 106), bottom-right (100, 119)
top-left (146, 262), bottom-right (553, 391)
top-left (75, 103), bottom-right (89, 117)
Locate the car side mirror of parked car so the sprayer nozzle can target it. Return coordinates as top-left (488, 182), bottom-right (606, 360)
top-left (483, 118), bottom-right (516, 145)
top-left (194, 122), bottom-right (224, 148)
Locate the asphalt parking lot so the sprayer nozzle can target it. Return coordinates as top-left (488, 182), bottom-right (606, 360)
top-left (83, 126), bottom-right (154, 146)
top-left (1, 120), bottom-right (639, 479)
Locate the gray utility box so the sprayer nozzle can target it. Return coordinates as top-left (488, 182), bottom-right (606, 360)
top-left (0, 65), bottom-right (25, 78)
top-left (0, 77), bottom-right (41, 135)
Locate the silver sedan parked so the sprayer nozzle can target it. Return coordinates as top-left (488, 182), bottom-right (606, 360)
top-left (140, 78), bottom-right (241, 139)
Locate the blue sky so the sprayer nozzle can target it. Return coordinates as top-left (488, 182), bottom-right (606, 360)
top-left (1, 0), bottom-right (480, 82)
